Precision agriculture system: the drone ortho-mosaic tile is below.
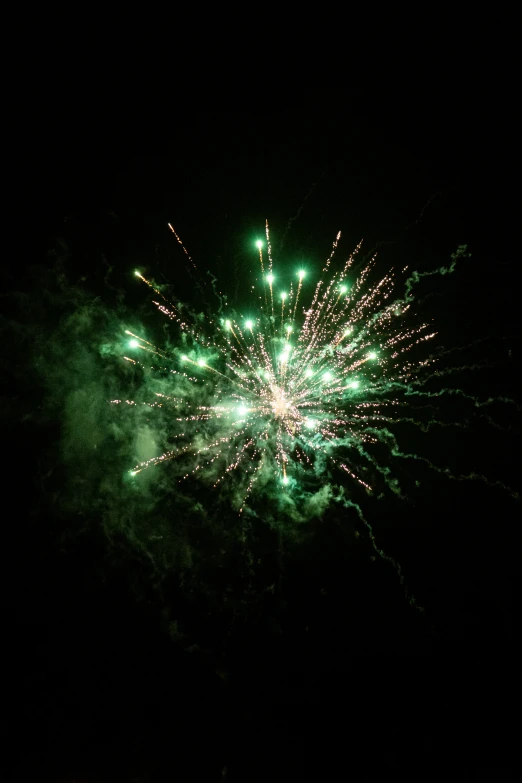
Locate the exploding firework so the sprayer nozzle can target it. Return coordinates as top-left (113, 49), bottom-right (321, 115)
top-left (111, 222), bottom-right (472, 519)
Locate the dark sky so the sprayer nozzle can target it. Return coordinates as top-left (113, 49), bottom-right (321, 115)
top-left (4, 75), bottom-right (517, 780)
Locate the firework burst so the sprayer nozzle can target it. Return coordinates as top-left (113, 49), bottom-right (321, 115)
top-left (112, 223), bottom-right (469, 519)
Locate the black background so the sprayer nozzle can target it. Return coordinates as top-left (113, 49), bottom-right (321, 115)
top-left (3, 49), bottom-right (517, 782)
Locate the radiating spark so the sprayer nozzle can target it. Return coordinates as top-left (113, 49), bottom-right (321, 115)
top-left (120, 229), bottom-right (480, 520)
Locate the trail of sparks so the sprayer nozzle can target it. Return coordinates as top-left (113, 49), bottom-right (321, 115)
top-left (117, 232), bottom-right (500, 522)
top-left (107, 229), bottom-right (522, 613)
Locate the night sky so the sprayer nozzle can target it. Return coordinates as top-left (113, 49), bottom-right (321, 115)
top-left (4, 75), bottom-right (517, 781)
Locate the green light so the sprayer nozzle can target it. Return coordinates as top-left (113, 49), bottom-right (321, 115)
top-left (197, 358), bottom-right (206, 367)
top-left (323, 371), bottom-right (332, 382)
top-left (298, 270), bottom-right (305, 280)
top-left (281, 292), bottom-right (287, 301)
top-left (279, 352), bottom-right (290, 363)
top-left (305, 418), bottom-right (316, 429)
top-left (129, 339), bottom-right (139, 348)
top-left (344, 327), bottom-right (352, 336)
top-left (282, 476), bottom-right (289, 485)
top-left (225, 319), bottom-right (232, 330)
top-left (350, 380), bottom-right (360, 389)
top-left (255, 240), bottom-right (263, 249)
top-left (134, 270), bottom-right (141, 277)
top-left (340, 284), bottom-right (348, 294)
top-left (286, 325), bottom-right (293, 333)
top-left (238, 405), bottom-right (249, 416)
top-left (181, 354), bottom-right (188, 362)
top-left (129, 470), bottom-right (137, 476)
top-left (245, 320), bottom-right (254, 330)
top-left (266, 274), bottom-right (274, 284)
top-left (305, 368), bottom-right (314, 378)
top-left (368, 351), bottom-right (378, 360)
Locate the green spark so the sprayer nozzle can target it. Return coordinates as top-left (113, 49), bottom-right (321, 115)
top-left (118, 224), bottom-right (459, 530)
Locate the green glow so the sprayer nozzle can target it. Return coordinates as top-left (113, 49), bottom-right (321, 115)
top-left (117, 225), bottom-right (459, 527)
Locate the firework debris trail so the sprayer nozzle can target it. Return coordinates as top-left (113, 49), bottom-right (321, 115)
top-left (111, 223), bottom-right (518, 606)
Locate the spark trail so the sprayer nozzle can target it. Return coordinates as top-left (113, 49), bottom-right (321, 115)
top-left (114, 228), bottom-right (479, 523)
